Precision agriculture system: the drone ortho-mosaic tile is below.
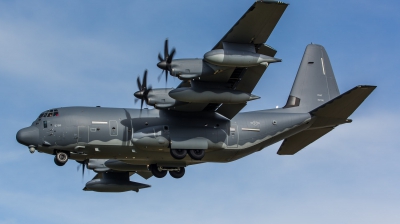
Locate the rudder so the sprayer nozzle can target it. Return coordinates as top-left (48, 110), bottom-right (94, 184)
top-left (284, 44), bottom-right (340, 112)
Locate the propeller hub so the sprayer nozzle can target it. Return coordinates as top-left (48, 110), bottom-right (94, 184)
top-left (157, 39), bottom-right (176, 83)
top-left (134, 90), bottom-right (144, 99)
top-left (157, 61), bottom-right (167, 70)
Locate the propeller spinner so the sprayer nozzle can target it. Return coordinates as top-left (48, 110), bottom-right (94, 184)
top-left (157, 39), bottom-right (176, 83)
top-left (134, 70), bottom-right (152, 110)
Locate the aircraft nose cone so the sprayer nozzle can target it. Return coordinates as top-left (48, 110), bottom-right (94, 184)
top-left (16, 126), bottom-right (39, 146)
top-left (157, 61), bottom-right (167, 70)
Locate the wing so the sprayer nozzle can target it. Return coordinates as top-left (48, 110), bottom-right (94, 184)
top-left (213, 1), bottom-right (288, 50)
top-left (173, 1), bottom-right (288, 119)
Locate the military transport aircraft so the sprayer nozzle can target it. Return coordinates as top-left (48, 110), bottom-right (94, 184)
top-left (16, 1), bottom-right (375, 193)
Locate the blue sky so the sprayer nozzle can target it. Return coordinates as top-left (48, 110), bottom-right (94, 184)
top-left (1, 0), bottom-right (399, 223)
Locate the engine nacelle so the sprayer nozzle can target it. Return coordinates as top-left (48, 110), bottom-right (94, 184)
top-left (204, 49), bottom-right (281, 67)
top-left (146, 88), bottom-right (185, 109)
top-left (169, 59), bottom-right (220, 80)
top-left (169, 87), bottom-right (260, 104)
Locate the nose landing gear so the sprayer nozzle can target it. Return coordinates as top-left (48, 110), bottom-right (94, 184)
top-left (54, 151), bottom-right (69, 166)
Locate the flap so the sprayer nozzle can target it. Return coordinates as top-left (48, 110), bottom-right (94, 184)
top-left (257, 44), bottom-right (277, 57)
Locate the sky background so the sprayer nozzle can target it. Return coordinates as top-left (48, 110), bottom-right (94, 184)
top-left (1, 0), bottom-right (399, 223)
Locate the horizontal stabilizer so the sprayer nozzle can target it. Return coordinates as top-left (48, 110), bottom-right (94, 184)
top-left (278, 85), bottom-right (376, 155)
top-left (311, 85), bottom-right (376, 119)
top-left (277, 128), bottom-right (333, 155)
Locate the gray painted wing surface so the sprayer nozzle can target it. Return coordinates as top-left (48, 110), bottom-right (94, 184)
top-left (216, 103), bottom-right (246, 120)
top-left (213, 1), bottom-right (288, 49)
top-left (172, 1), bottom-right (287, 118)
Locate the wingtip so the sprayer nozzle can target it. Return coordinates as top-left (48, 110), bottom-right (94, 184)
top-left (258, 0), bottom-right (289, 5)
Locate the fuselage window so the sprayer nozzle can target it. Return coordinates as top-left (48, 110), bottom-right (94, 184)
top-left (43, 121), bottom-right (47, 128)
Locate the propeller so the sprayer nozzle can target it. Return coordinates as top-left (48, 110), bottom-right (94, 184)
top-left (157, 39), bottom-right (176, 83)
top-left (76, 159), bottom-right (88, 179)
top-left (134, 70), bottom-right (152, 110)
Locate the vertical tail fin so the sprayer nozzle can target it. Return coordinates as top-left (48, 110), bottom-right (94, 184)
top-left (284, 44), bottom-right (340, 112)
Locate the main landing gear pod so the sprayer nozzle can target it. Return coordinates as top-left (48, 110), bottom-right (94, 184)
top-left (149, 164), bottom-right (186, 179)
top-left (170, 148), bottom-right (205, 160)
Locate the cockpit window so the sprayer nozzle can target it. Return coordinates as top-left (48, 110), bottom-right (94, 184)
top-left (39, 109), bottom-right (59, 119)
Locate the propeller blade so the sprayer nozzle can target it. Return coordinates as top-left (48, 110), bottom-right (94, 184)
top-left (134, 69), bottom-right (154, 108)
top-left (82, 162), bottom-right (85, 177)
top-left (157, 71), bottom-right (164, 82)
top-left (156, 39), bottom-right (177, 84)
top-left (76, 160), bottom-right (87, 181)
top-left (136, 76), bottom-right (141, 90)
top-left (143, 70), bottom-right (147, 90)
top-left (164, 39), bottom-right (169, 60)
top-left (167, 48), bottom-right (176, 64)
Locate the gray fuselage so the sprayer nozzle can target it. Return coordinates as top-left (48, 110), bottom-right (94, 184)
top-left (21, 106), bottom-right (311, 166)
